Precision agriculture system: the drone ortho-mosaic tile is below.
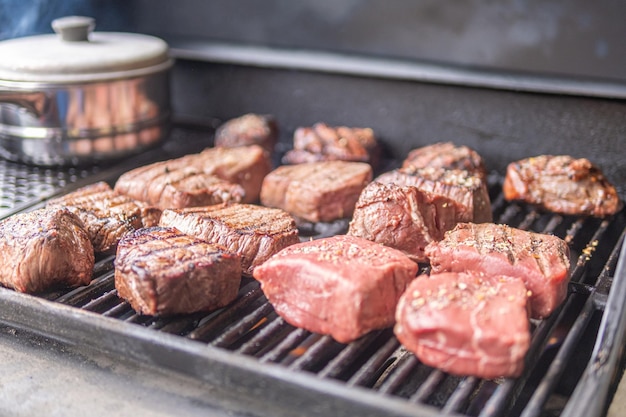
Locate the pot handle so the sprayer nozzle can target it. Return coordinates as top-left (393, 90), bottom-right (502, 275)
top-left (51, 16), bottom-right (95, 42)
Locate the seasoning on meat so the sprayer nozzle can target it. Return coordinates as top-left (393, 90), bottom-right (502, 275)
top-left (114, 226), bottom-right (242, 316)
top-left (395, 271), bottom-right (530, 379)
top-left (402, 142), bottom-right (487, 178)
top-left (282, 123), bottom-right (380, 168)
top-left (0, 207), bottom-right (94, 293)
top-left (260, 160), bottom-right (373, 223)
top-left (159, 204), bottom-right (300, 276)
top-left (348, 181), bottom-right (460, 263)
top-left (215, 113), bottom-right (278, 153)
top-left (503, 155), bottom-right (622, 217)
top-left (46, 181), bottom-right (162, 253)
top-left (376, 166), bottom-right (493, 224)
top-left (425, 222), bottom-right (571, 319)
top-left (253, 234), bottom-right (418, 343)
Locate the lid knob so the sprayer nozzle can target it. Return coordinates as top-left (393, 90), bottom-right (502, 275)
top-left (51, 16), bottom-right (95, 42)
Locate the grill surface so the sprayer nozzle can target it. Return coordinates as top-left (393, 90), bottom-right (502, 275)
top-left (0, 125), bottom-right (623, 417)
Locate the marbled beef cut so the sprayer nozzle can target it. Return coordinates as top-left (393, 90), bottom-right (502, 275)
top-left (159, 204), bottom-right (299, 275)
top-left (395, 271), bottom-right (530, 379)
top-left (114, 226), bottom-right (242, 316)
top-left (402, 142), bottom-right (487, 179)
top-left (0, 207), bottom-right (94, 293)
top-left (503, 155), bottom-right (622, 217)
top-left (253, 234), bottom-right (418, 343)
top-left (425, 223), bottom-right (571, 319)
top-left (215, 113), bottom-right (278, 153)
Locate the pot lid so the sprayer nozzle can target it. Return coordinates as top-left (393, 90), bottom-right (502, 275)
top-left (0, 16), bottom-right (170, 83)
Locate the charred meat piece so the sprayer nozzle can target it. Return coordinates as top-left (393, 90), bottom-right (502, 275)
top-left (282, 123), bottom-right (379, 168)
top-left (47, 181), bottom-right (162, 253)
top-left (114, 226), bottom-right (242, 316)
top-left (503, 155), bottom-right (622, 217)
top-left (402, 142), bottom-right (487, 178)
top-left (425, 223), bottom-right (571, 319)
top-left (159, 204), bottom-right (300, 276)
top-left (115, 145), bottom-right (272, 206)
top-left (395, 272), bottom-right (530, 379)
top-left (260, 161), bottom-right (372, 222)
top-left (0, 207), bottom-right (94, 293)
top-left (376, 166), bottom-right (492, 223)
top-left (253, 234), bottom-right (417, 343)
top-left (215, 113), bottom-right (278, 153)
top-left (348, 181), bottom-right (460, 263)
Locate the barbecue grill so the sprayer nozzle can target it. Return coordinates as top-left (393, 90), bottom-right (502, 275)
top-left (1, 4), bottom-right (626, 417)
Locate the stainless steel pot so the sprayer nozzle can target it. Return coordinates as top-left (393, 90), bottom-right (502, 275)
top-left (0, 16), bottom-right (172, 166)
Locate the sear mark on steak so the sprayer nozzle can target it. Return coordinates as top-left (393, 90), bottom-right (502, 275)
top-left (402, 142), bottom-right (487, 179)
top-left (253, 234), bottom-right (418, 344)
top-left (395, 271), bottom-right (530, 379)
top-left (376, 166), bottom-right (493, 223)
top-left (215, 113), bottom-right (278, 154)
top-left (282, 123), bottom-right (380, 168)
top-left (503, 155), bottom-right (622, 217)
top-left (425, 222), bottom-right (571, 319)
top-left (0, 207), bottom-right (94, 293)
top-left (348, 181), bottom-right (460, 263)
top-left (260, 160), bottom-right (373, 223)
top-left (159, 204), bottom-right (299, 276)
top-left (114, 226), bottom-right (242, 316)
top-left (47, 181), bottom-right (162, 253)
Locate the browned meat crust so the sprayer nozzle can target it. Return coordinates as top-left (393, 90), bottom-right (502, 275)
top-left (215, 113), bottom-right (278, 153)
top-left (402, 142), bottom-right (487, 178)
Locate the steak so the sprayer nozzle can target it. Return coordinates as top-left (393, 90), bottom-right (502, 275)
top-left (215, 113), bottom-right (278, 153)
top-left (402, 142), bottom-right (487, 178)
top-left (348, 181), bottom-right (460, 263)
top-left (282, 123), bottom-right (379, 168)
top-left (425, 222), bottom-right (571, 319)
top-left (0, 207), bottom-right (94, 293)
top-left (260, 160), bottom-right (373, 222)
top-left (114, 145), bottom-right (272, 206)
top-left (159, 204), bottom-right (300, 276)
top-left (376, 166), bottom-right (493, 223)
top-left (503, 155), bottom-right (622, 217)
top-left (114, 226), bottom-right (242, 316)
top-left (395, 271), bottom-right (530, 379)
top-left (47, 181), bottom-right (162, 253)
top-left (253, 234), bottom-right (418, 343)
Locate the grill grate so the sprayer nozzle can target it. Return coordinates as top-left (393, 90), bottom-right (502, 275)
top-left (29, 176), bottom-right (625, 417)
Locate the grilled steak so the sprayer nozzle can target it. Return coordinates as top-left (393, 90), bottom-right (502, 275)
top-left (376, 166), bottom-right (493, 223)
top-left (253, 234), bottom-right (418, 343)
top-left (159, 204), bottom-right (299, 275)
top-left (402, 142), bottom-right (487, 178)
top-left (114, 145), bottom-right (272, 207)
top-left (503, 155), bottom-right (622, 217)
top-left (114, 226), bottom-right (242, 316)
top-left (47, 181), bottom-right (162, 253)
top-left (348, 181), bottom-right (460, 263)
top-left (260, 161), bottom-right (372, 222)
top-left (0, 207), bottom-right (94, 293)
top-left (425, 223), bottom-right (571, 319)
top-left (215, 113), bottom-right (278, 153)
top-left (282, 123), bottom-right (379, 168)
top-left (395, 271), bottom-right (530, 379)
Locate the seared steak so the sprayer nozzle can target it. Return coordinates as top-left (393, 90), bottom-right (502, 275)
top-left (159, 204), bottom-right (299, 275)
top-left (425, 222), bottom-right (571, 319)
top-left (114, 226), bottom-right (242, 316)
top-left (503, 155), bottom-right (622, 217)
top-left (282, 123), bottom-right (379, 168)
top-left (47, 181), bottom-right (161, 253)
top-left (348, 181), bottom-right (459, 263)
top-left (376, 166), bottom-right (492, 223)
top-left (395, 271), bottom-right (530, 379)
top-left (253, 234), bottom-right (417, 343)
top-left (0, 207), bottom-right (94, 293)
top-left (402, 142), bottom-right (487, 178)
top-left (260, 161), bottom-right (372, 222)
top-left (215, 113), bottom-right (278, 153)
